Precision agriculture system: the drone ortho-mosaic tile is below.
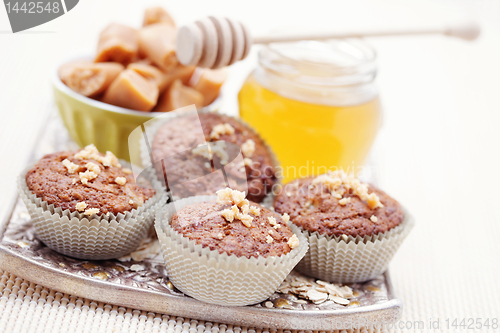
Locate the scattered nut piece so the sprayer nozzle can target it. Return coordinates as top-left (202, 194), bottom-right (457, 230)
top-left (281, 213), bottom-right (290, 223)
top-left (241, 139), bottom-right (255, 158)
top-left (266, 235), bottom-right (274, 244)
top-left (210, 123), bottom-right (235, 139)
top-left (370, 215), bottom-right (378, 223)
top-left (75, 202), bottom-right (87, 212)
top-left (130, 264), bottom-right (145, 272)
top-left (83, 208), bottom-right (100, 216)
top-left (249, 206), bottom-right (261, 216)
top-left (339, 197), bottom-right (351, 206)
top-left (216, 233), bottom-right (223, 240)
top-left (287, 234), bottom-right (300, 249)
top-left (62, 159), bottom-right (79, 174)
top-left (122, 168), bottom-right (132, 174)
top-left (312, 170), bottom-right (383, 209)
top-left (264, 301), bottom-right (273, 308)
top-left (268, 216), bottom-right (277, 227)
top-left (115, 177), bottom-right (127, 185)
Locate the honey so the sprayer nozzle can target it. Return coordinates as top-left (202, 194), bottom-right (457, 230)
top-left (239, 40), bottom-right (381, 183)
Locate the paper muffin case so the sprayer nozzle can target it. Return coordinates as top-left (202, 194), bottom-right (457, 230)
top-left (155, 195), bottom-right (308, 306)
top-left (294, 207), bottom-right (414, 283)
top-left (139, 111), bottom-right (282, 202)
top-left (18, 162), bottom-right (168, 260)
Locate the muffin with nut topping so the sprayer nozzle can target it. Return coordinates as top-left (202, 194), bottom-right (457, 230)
top-left (150, 112), bottom-right (278, 202)
top-left (18, 144), bottom-right (166, 260)
top-left (274, 171), bottom-right (413, 283)
top-left (155, 188), bottom-right (307, 306)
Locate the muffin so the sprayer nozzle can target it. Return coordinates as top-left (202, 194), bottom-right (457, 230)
top-left (18, 144), bottom-right (166, 260)
top-left (155, 188), bottom-right (308, 306)
top-left (274, 170), bottom-right (413, 283)
top-left (149, 112), bottom-right (278, 202)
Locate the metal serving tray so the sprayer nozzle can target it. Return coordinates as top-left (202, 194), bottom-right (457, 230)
top-left (0, 114), bottom-right (402, 330)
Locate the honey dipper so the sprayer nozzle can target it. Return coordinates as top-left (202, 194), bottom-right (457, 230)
top-left (176, 17), bottom-right (480, 69)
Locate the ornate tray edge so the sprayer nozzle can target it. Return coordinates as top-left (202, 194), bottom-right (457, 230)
top-left (0, 238), bottom-right (402, 330)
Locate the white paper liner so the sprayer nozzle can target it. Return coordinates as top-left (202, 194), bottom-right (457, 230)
top-left (155, 195), bottom-right (308, 306)
top-left (18, 161), bottom-right (168, 260)
top-left (140, 111), bottom-right (282, 203)
top-left (294, 207), bottom-right (414, 283)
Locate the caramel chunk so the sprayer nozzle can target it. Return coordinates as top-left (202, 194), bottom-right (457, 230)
top-left (162, 64), bottom-right (196, 89)
top-left (58, 62), bottom-right (124, 97)
top-left (154, 79), bottom-right (203, 112)
top-left (138, 23), bottom-right (177, 72)
top-left (192, 69), bottom-right (227, 107)
top-left (143, 7), bottom-right (175, 27)
top-left (127, 63), bottom-right (167, 91)
top-left (95, 23), bottom-right (139, 65)
top-left (102, 69), bottom-right (159, 111)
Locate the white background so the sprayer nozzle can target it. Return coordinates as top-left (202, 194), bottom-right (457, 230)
top-left (1, 0), bottom-right (500, 330)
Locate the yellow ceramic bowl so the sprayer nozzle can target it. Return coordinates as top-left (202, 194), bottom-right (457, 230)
top-left (52, 67), bottom-right (218, 162)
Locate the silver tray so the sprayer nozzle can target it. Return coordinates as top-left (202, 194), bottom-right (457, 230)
top-left (0, 114), bottom-right (402, 330)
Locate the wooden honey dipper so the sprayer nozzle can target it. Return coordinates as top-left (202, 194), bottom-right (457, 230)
top-left (176, 17), bottom-right (480, 69)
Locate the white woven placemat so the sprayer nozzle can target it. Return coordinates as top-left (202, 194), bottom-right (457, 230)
top-left (0, 270), bottom-right (382, 333)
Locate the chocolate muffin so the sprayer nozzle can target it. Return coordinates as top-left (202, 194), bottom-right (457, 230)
top-left (26, 145), bottom-right (155, 216)
top-left (151, 112), bottom-right (277, 202)
top-left (170, 188), bottom-right (299, 259)
top-left (274, 171), bottom-right (404, 238)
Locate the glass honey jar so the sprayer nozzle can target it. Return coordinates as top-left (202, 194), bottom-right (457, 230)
top-left (239, 39), bottom-right (381, 183)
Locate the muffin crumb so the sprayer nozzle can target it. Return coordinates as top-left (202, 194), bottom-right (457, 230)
top-left (115, 177), bottom-right (127, 185)
top-left (84, 208), bottom-right (100, 216)
top-left (210, 123), bottom-right (235, 139)
top-left (241, 139), bottom-right (255, 157)
top-left (287, 234), bottom-right (300, 249)
top-left (62, 159), bottom-right (79, 174)
top-left (75, 202), bottom-right (87, 212)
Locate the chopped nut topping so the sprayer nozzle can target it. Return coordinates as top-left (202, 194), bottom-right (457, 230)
top-left (281, 213), bottom-right (290, 223)
top-left (221, 205), bottom-right (239, 223)
top-left (129, 199), bottom-right (135, 205)
top-left (216, 188), bottom-right (246, 206)
top-left (241, 139), bottom-right (255, 158)
top-left (266, 235), bottom-right (274, 244)
top-left (243, 157), bottom-right (253, 167)
top-left (217, 233), bottom-right (224, 240)
top-left (74, 144), bottom-right (121, 168)
top-left (249, 206), bottom-right (261, 216)
top-left (122, 168), bottom-right (132, 174)
top-left (62, 159), bottom-right (79, 174)
top-left (75, 202), bottom-right (87, 212)
top-left (370, 215), bottom-right (379, 223)
top-left (268, 216), bottom-right (277, 227)
top-left (338, 197), bottom-right (351, 206)
top-left (210, 123), bottom-right (235, 139)
top-left (312, 170), bottom-right (383, 209)
top-left (268, 229), bottom-right (274, 235)
top-left (236, 212), bottom-right (253, 227)
top-left (115, 177), bottom-right (127, 185)
top-left (287, 234), bottom-right (300, 249)
top-left (83, 208), bottom-right (100, 216)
